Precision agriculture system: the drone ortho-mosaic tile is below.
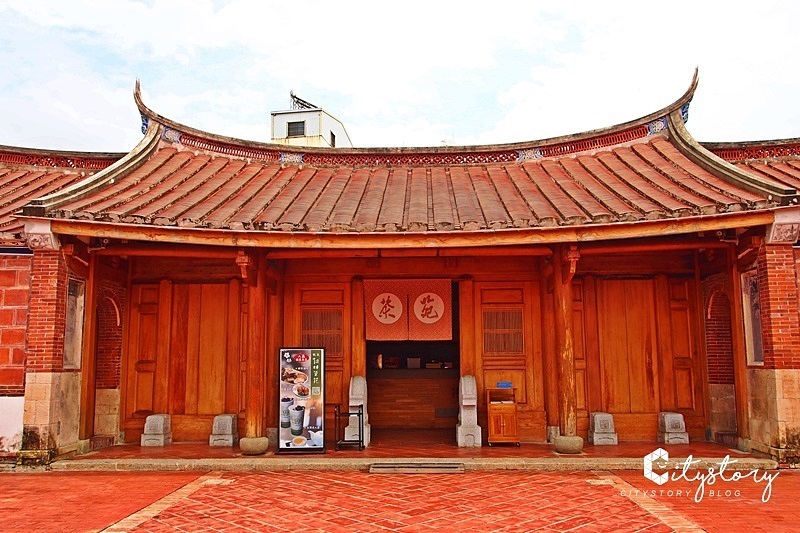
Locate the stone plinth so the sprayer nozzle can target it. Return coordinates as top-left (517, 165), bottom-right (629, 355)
top-left (141, 414), bottom-right (172, 447)
top-left (456, 375), bottom-right (481, 447)
top-left (554, 435), bottom-right (584, 454)
top-left (658, 412), bottom-right (689, 444)
top-left (239, 436), bottom-right (269, 455)
top-left (588, 412), bottom-right (618, 445)
top-left (209, 414), bottom-right (239, 447)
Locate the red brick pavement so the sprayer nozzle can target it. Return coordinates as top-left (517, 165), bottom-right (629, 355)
top-left (2, 468), bottom-right (797, 532)
top-left (615, 469), bottom-right (800, 533)
top-left (1, 471), bottom-right (202, 532)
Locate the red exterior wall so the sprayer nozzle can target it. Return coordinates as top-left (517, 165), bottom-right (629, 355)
top-left (702, 273), bottom-right (735, 385)
top-left (25, 250), bottom-right (69, 373)
top-left (758, 243), bottom-right (800, 370)
top-left (96, 279), bottom-right (125, 390)
top-left (0, 254), bottom-right (31, 395)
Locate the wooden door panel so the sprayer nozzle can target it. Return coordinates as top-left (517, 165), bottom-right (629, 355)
top-left (625, 280), bottom-right (658, 414)
top-left (126, 281), bottom-right (246, 441)
top-left (597, 279), bottom-right (659, 414)
top-left (197, 284), bottom-right (228, 415)
top-left (661, 278), bottom-right (702, 416)
top-left (126, 285), bottom-right (160, 419)
top-left (597, 280), bottom-right (631, 413)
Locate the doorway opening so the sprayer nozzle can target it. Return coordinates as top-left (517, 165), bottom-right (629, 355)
top-left (366, 282), bottom-right (460, 432)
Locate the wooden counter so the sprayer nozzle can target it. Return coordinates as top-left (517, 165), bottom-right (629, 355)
top-left (367, 371), bottom-right (459, 429)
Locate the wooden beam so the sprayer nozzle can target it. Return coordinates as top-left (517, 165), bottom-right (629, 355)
top-left (728, 246), bottom-right (751, 440)
top-left (553, 245), bottom-right (578, 437)
top-left (579, 239), bottom-right (732, 255)
top-left (78, 253), bottom-right (99, 440)
top-left (95, 243), bottom-right (240, 258)
top-left (265, 246), bottom-right (553, 259)
top-left (47, 210), bottom-right (776, 250)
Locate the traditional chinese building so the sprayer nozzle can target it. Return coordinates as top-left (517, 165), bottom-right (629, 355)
top-left (3, 73), bottom-right (800, 463)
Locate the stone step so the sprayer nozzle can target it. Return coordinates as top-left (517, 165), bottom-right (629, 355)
top-left (369, 462), bottom-right (465, 474)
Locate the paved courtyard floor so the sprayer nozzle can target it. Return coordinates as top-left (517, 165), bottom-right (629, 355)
top-left (3, 468), bottom-right (797, 532)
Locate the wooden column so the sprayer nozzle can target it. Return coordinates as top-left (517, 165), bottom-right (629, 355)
top-left (553, 246), bottom-right (578, 437)
top-left (78, 253), bottom-right (99, 440)
top-left (539, 261), bottom-right (559, 430)
top-left (351, 277), bottom-right (366, 378)
top-left (458, 278), bottom-right (476, 377)
top-left (728, 246), bottom-right (750, 439)
top-left (245, 254), bottom-right (267, 438)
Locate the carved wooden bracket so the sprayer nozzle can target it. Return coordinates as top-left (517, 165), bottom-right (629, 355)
top-left (236, 251), bottom-right (257, 286)
top-left (562, 245), bottom-right (580, 285)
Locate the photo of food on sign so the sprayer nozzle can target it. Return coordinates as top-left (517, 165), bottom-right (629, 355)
top-left (277, 348), bottom-right (325, 453)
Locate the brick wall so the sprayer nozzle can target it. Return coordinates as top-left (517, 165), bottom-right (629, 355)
top-left (758, 243), bottom-right (800, 370)
top-left (96, 279), bottom-right (125, 389)
top-left (702, 273), bottom-right (735, 385)
top-left (25, 250), bottom-right (69, 373)
top-left (0, 254), bottom-right (32, 396)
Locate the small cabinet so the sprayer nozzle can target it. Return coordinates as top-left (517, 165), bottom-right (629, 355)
top-left (486, 388), bottom-right (519, 446)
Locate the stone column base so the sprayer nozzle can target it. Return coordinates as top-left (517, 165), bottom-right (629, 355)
top-left (554, 435), bottom-right (584, 454)
top-left (16, 449), bottom-right (54, 466)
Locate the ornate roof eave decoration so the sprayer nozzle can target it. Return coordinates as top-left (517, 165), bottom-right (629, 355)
top-left (132, 71), bottom-right (699, 167)
top-left (0, 145), bottom-right (123, 170)
top-left (21, 122), bottom-right (164, 217)
top-left (667, 109), bottom-right (799, 206)
top-left (702, 138), bottom-right (800, 162)
top-left (37, 207), bottom-right (781, 251)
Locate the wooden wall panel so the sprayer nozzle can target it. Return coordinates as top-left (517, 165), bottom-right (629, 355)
top-left (184, 285), bottom-right (201, 415)
top-left (571, 279), bottom-right (588, 416)
top-left (169, 284), bottom-right (189, 414)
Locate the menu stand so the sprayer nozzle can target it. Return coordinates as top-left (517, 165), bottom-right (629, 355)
top-left (334, 404), bottom-right (364, 451)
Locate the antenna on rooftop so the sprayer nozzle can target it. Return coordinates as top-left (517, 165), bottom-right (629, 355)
top-left (290, 91), bottom-right (317, 110)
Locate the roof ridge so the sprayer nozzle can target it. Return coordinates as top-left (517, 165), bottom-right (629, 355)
top-left (133, 71), bottom-right (698, 162)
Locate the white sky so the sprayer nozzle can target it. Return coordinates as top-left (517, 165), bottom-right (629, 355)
top-left (1, 1), bottom-right (799, 152)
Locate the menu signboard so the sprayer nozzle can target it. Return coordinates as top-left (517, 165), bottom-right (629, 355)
top-left (277, 348), bottom-right (325, 453)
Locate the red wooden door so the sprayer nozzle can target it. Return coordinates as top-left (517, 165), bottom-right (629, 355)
top-left (596, 278), bottom-right (660, 438)
top-left (124, 282), bottom-right (170, 427)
